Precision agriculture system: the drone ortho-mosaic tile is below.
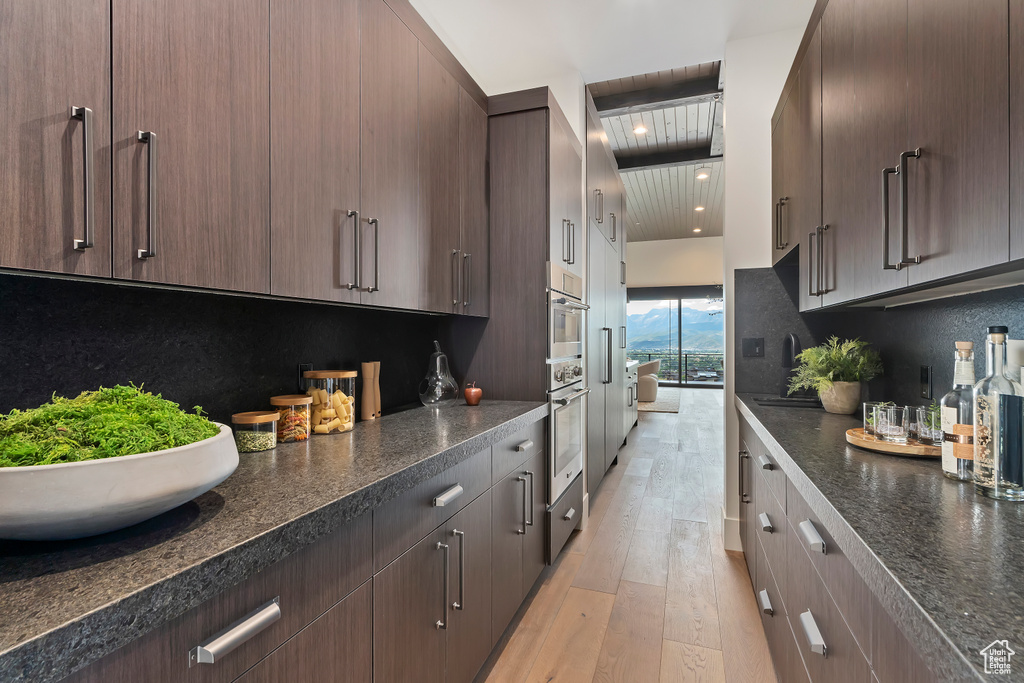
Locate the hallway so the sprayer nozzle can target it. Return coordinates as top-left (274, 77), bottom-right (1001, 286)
top-left (480, 389), bottom-right (775, 683)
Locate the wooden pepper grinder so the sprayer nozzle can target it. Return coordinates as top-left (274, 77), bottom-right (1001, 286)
top-left (361, 361), bottom-right (381, 420)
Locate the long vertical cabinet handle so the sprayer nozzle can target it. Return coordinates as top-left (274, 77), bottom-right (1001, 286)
top-left (346, 210), bottom-right (360, 289)
top-left (435, 541), bottom-right (450, 629)
top-left (778, 197), bottom-right (789, 248)
top-left (816, 225), bottom-right (830, 295)
top-left (562, 219), bottom-right (570, 263)
top-left (70, 107), bottom-right (95, 251)
top-left (451, 249), bottom-right (460, 306)
top-left (451, 529), bottom-right (465, 610)
top-left (807, 230), bottom-right (817, 298)
top-left (881, 168), bottom-right (900, 270)
top-left (620, 261), bottom-right (626, 285)
top-left (366, 218), bottom-right (380, 292)
top-left (603, 328), bottom-right (613, 384)
top-left (610, 212), bottom-right (617, 242)
top-left (738, 450), bottom-right (750, 503)
top-left (898, 148), bottom-right (922, 266)
top-left (774, 201), bottom-right (781, 250)
top-left (568, 223), bottom-right (576, 265)
top-left (137, 131), bottom-right (157, 259)
top-left (516, 475), bottom-right (528, 534)
top-left (462, 253), bottom-right (472, 308)
top-left (595, 190), bottom-right (603, 223)
top-left (525, 471), bottom-right (535, 527)
top-left (620, 326), bottom-right (626, 349)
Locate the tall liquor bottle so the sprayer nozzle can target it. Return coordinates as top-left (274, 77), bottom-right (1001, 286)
top-left (974, 326), bottom-right (1024, 500)
top-left (940, 342), bottom-right (975, 481)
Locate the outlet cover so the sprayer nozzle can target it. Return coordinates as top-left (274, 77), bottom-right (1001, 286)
top-left (920, 365), bottom-right (933, 399)
top-left (742, 338), bottom-right (764, 358)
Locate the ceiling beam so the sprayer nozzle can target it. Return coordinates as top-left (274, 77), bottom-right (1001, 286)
top-left (709, 95), bottom-right (725, 156)
top-left (594, 76), bottom-right (722, 118)
top-left (615, 147), bottom-right (723, 173)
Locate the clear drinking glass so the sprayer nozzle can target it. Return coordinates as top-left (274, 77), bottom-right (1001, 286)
top-left (863, 402), bottom-right (886, 437)
top-left (877, 405), bottom-right (910, 444)
top-left (915, 405), bottom-right (942, 445)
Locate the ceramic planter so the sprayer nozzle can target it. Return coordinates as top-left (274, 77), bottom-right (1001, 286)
top-left (819, 381), bottom-right (862, 414)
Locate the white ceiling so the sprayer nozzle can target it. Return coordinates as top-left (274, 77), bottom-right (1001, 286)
top-left (623, 160), bottom-right (725, 242)
top-left (409, 0), bottom-right (815, 98)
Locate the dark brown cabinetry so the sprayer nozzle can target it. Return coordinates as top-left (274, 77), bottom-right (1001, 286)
top-left (269, 0), bottom-right (360, 303)
top-left (549, 107), bottom-right (584, 279)
top-left (113, 0), bottom-right (270, 293)
top-left (445, 491), bottom-right (494, 683)
top-left (458, 93), bottom-right (490, 317)
top-left (1012, 0), bottom-right (1024, 261)
top-left (0, 0), bottom-right (112, 278)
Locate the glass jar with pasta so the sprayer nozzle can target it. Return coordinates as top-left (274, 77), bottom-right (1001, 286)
top-left (270, 395), bottom-right (313, 443)
top-left (303, 370), bottom-right (357, 434)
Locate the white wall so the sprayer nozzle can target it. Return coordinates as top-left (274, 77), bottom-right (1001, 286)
top-left (721, 28), bottom-right (805, 550)
top-left (625, 237), bottom-right (724, 287)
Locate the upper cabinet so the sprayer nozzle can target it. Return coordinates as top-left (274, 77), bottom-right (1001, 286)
top-left (270, 0), bottom-right (360, 303)
top-left (112, 0), bottom-right (271, 293)
top-left (549, 112), bottom-right (584, 280)
top-left (783, 0), bottom-right (1013, 309)
top-left (586, 107), bottom-right (620, 247)
top-left (0, 0), bottom-right (112, 278)
top-left (458, 93), bottom-right (490, 317)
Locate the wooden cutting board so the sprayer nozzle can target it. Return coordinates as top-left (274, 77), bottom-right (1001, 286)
top-left (845, 428), bottom-right (941, 458)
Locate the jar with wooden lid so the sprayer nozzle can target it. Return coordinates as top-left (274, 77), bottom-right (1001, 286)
top-left (303, 370), bottom-right (357, 434)
top-left (270, 394), bottom-right (313, 442)
top-left (231, 411), bottom-right (279, 453)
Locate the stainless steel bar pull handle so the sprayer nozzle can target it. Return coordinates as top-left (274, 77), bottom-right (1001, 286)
top-left (515, 439), bottom-right (534, 453)
top-left (451, 529), bottom-right (465, 610)
top-left (604, 328), bottom-right (613, 384)
top-left (516, 475), bottom-right (528, 534)
top-left (758, 455), bottom-right (773, 470)
top-left (799, 610), bottom-right (828, 658)
top-left (881, 167), bottom-right (899, 270)
top-left (552, 297), bottom-right (590, 310)
top-left (798, 519), bottom-right (826, 554)
top-left (451, 249), bottom-right (460, 306)
top-left (564, 507), bottom-right (576, 522)
top-left (562, 219), bottom-right (570, 263)
top-left (899, 148), bottom-right (922, 266)
top-left (433, 483), bottom-right (464, 507)
top-left (816, 225), bottom-right (828, 295)
top-left (621, 325), bottom-right (626, 349)
top-left (189, 598), bottom-right (281, 666)
top-left (366, 217), bottom-right (380, 292)
top-left (70, 106), bottom-right (95, 251)
top-left (554, 387), bottom-right (590, 406)
top-left (621, 261), bottom-right (626, 285)
top-left (807, 230), bottom-right (817, 297)
top-left (774, 201), bottom-right (781, 249)
top-left (758, 590), bottom-right (774, 616)
top-left (346, 210), bottom-right (360, 289)
top-left (137, 131), bottom-right (157, 259)
top-left (525, 471), bottom-right (535, 527)
top-left (462, 252), bottom-right (472, 307)
top-left (568, 222), bottom-right (576, 265)
top-left (610, 212), bottom-right (617, 242)
top-left (778, 197), bottom-right (789, 248)
top-left (758, 512), bottom-right (774, 533)
top-left (435, 542), bottom-right (449, 629)
top-left (595, 190), bottom-right (603, 223)
top-left (738, 450), bottom-right (750, 503)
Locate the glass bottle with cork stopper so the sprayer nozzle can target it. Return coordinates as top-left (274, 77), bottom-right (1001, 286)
top-left (940, 342), bottom-right (975, 481)
top-left (973, 326), bottom-right (1024, 500)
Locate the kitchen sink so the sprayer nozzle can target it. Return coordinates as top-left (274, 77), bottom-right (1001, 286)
top-left (751, 396), bottom-right (823, 408)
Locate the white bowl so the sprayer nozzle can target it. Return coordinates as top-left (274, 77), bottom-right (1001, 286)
top-left (0, 424), bottom-right (239, 541)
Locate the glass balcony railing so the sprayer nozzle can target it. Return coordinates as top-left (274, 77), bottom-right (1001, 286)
top-left (629, 351), bottom-right (724, 386)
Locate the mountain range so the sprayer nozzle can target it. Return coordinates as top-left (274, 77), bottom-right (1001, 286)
top-left (627, 305), bottom-right (723, 352)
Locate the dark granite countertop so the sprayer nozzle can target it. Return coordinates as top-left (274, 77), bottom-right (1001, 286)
top-left (736, 394), bottom-right (1024, 682)
top-left (0, 401), bottom-right (547, 683)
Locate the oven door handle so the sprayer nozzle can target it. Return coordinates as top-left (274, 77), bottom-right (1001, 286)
top-left (553, 387), bottom-right (591, 406)
top-left (551, 297), bottom-right (590, 311)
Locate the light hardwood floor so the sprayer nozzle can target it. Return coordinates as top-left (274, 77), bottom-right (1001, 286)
top-left (479, 389), bottom-right (777, 683)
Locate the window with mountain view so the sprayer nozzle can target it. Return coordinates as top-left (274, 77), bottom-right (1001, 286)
top-left (626, 298), bottom-right (724, 386)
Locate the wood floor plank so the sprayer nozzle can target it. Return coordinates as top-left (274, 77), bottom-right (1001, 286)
top-left (522, 587), bottom-right (616, 683)
top-left (484, 551), bottom-right (585, 683)
top-left (646, 445), bottom-right (678, 500)
top-left (593, 581), bottom-right (667, 683)
top-left (625, 457), bottom-right (654, 478)
top-left (635, 496), bottom-right (674, 534)
top-left (664, 520), bottom-right (722, 649)
top-left (572, 475), bottom-right (648, 594)
top-left (564, 464), bottom-right (627, 556)
top-left (621, 528), bottom-right (671, 587)
top-left (711, 549), bottom-right (776, 683)
top-left (659, 640), bottom-right (726, 683)
top-left (672, 465), bottom-right (708, 523)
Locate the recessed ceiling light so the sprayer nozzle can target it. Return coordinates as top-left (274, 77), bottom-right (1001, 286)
top-left (693, 227), bottom-right (702, 233)
top-left (633, 124), bottom-right (648, 135)
top-left (695, 166), bottom-right (711, 181)
top-left (695, 206), bottom-right (705, 212)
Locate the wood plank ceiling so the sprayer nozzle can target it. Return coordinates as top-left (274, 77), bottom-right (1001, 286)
top-left (589, 62), bottom-right (725, 242)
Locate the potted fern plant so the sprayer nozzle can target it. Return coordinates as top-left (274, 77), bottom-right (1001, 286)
top-left (787, 337), bottom-right (883, 414)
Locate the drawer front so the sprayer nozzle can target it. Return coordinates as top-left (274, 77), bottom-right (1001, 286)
top-left (871, 599), bottom-right (936, 683)
top-left (492, 417), bottom-right (545, 484)
top-left (754, 464), bottom-right (788, 609)
top-left (547, 472), bottom-right (583, 563)
top-left (783, 616), bottom-right (813, 683)
top-left (755, 533), bottom-right (791, 683)
top-left (786, 518), bottom-right (871, 683)
top-left (787, 480), bottom-right (873, 661)
top-left (374, 446), bottom-right (491, 571)
top-left (755, 447), bottom-right (787, 514)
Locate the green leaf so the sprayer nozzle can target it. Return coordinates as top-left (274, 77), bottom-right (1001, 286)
top-left (787, 337), bottom-right (883, 396)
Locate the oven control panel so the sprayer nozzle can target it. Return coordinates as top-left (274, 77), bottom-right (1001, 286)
top-left (549, 359), bottom-right (584, 389)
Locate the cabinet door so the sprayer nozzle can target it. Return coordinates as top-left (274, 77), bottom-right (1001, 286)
top-left (374, 527), bottom-right (447, 683)
top-left (446, 490), bottom-right (492, 683)
top-left (419, 44), bottom-right (461, 314)
top-left (523, 449), bottom-right (548, 590)
top-left (586, 108), bottom-right (608, 239)
top-left (1012, 0), bottom-right (1024, 261)
top-left (565, 136), bottom-right (584, 278)
top-left (771, 111), bottom-right (788, 266)
top-left (112, 0), bottom-right (270, 293)
top-left (586, 234), bottom-right (609, 492)
top-left (0, 0), bottom-right (112, 277)
top-left (549, 114), bottom-right (571, 270)
top-left (359, 0), bottom-right (420, 310)
top-left (820, 0), bottom-right (908, 305)
top-left (905, 0), bottom-right (1009, 284)
top-left (491, 467), bottom-right (525, 642)
top-left (604, 243), bottom-right (624, 465)
top-left (459, 91), bottom-right (489, 317)
top-left (792, 28), bottom-right (822, 312)
top-left (236, 582), bottom-right (372, 683)
top-left (270, 0), bottom-right (359, 302)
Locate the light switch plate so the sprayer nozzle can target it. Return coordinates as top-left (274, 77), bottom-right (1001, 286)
top-left (742, 338), bottom-right (764, 358)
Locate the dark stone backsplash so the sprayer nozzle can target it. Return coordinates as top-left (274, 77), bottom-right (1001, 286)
top-left (0, 273), bottom-right (450, 423)
top-left (735, 265), bottom-right (1024, 406)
